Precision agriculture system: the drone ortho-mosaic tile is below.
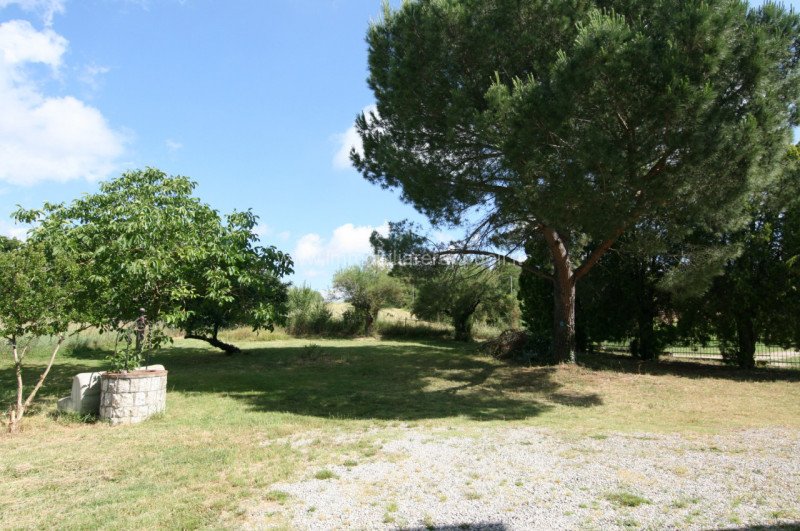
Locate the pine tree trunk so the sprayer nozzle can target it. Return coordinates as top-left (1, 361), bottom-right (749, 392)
top-left (633, 303), bottom-right (659, 361)
top-left (552, 278), bottom-right (577, 363)
top-left (544, 227), bottom-right (577, 364)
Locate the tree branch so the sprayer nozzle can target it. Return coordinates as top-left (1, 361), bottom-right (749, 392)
top-left (184, 334), bottom-right (241, 354)
top-left (574, 155), bottom-right (670, 281)
top-left (436, 249), bottom-right (552, 280)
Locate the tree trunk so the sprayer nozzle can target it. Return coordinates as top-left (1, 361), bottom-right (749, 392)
top-left (365, 311), bottom-right (376, 336)
top-left (453, 301), bottom-right (479, 342)
top-left (185, 334), bottom-right (241, 354)
top-left (552, 279), bottom-right (577, 363)
top-left (453, 315), bottom-right (473, 342)
top-left (8, 338), bottom-right (22, 433)
top-left (9, 335), bottom-right (64, 433)
top-left (735, 315), bottom-right (756, 369)
top-left (544, 228), bottom-right (577, 363)
top-left (632, 301), bottom-right (659, 361)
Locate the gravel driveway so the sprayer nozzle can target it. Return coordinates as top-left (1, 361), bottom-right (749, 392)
top-left (255, 427), bottom-right (800, 530)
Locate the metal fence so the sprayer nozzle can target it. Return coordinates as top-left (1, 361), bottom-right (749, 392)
top-left (599, 340), bottom-right (800, 368)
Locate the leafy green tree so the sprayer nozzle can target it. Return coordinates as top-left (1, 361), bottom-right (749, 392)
top-left (0, 235), bottom-right (20, 252)
top-left (331, 263), bottom-right (406, 335)
top-left (0, 240), bottom-right (78, 432)
top-left (412, 262), bottom-right (518, 341)
top-left (371, 222), bottom-right (519, 340)
top-left (675, 147), bottom-right (800, 368)
top-left (354, 0), bottom-right (800, 362)
top-left (16, 168), bottom-right (293, 354)
top-left (180, 210), bottom-right (293, 353)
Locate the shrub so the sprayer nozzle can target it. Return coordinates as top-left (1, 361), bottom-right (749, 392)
top-left (377, 320), bottom-right (451, 340)
top-left (286, 286), bottom-right (333, 336)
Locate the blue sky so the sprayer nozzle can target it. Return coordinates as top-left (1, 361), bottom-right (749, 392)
top-left (0, 0), bottom-right (798, 291)
top-left (0, 0), bottom-right (428, 291)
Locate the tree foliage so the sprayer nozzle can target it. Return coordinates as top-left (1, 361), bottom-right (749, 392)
top-left (0, 239), bottom-right (78, 432)
top-left (371, 221), bottom-right (519, 341)
top-left (331, 262), bottom-right (406, 335)
top-left (16, 168), bottom-right (293, 354)
top-left (178, 210), bottom-right (293, 353)
top-left (355, 0), bottom-right (800, 362)
top-left (675, 146), bottom-right (800, 367)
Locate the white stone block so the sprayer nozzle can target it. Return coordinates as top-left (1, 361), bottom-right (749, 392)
top-left (56, 372), bottom-right (104, 415)
top-left (136, 364), bottom-right (166, 372)
top-left (57, 396), bottom-right (72, 412)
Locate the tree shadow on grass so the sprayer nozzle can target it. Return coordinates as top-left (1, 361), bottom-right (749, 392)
top-left (578, 352), bottom-right (800, 383)
top-left (159, 342), bottom-right (567, 421)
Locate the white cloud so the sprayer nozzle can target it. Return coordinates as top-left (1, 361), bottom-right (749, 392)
top-left (79, 63), bottom-right (111, 92)
top-left (332, 104), bottom-right (376, 171)
top-left (292, 221), bottom-right (389, 267)
top-left (294, 232), bottom-right (324, 263)
top-left (165, 138), bottom-right (183, 152)
top-left (252, 224), bottom-right (292, 244)
top-left (0, 18), bottom-right (125, 185)
top-left (0, 0), bottom-right (64, 27)
top-left (0, 219), bottom-right (28, 240)
top-left (251, 223), bottom-right (271, 238)
top-left (0, 18), bottom-right (65, 66)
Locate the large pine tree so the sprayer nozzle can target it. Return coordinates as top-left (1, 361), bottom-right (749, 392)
top-left (354, 0), bottom-right (800, 362)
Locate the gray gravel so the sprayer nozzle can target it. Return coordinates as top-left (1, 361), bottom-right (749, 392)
top-left (254, 427), bottom-right (800, 530)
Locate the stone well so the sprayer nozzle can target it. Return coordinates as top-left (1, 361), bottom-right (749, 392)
top-left (99, 369), bottom-right (167, 426)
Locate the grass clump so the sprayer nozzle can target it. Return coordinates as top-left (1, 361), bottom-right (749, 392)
top-left (605, 491), bottom-right (651, 507)
top-left (313, 469), bottom-right (337, 480)
top-left (265, 490), bottom-right (291, 504)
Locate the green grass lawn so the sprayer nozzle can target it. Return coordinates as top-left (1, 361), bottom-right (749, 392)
top-left (2, 337), bottom-right (799, 528)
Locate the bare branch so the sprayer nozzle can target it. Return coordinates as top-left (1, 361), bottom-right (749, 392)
top-left (436, 249), bottom-right (552, 280)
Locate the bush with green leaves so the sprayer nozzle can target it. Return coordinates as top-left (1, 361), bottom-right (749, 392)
top-left (673, 147), bottom-right (800, 368)
top-left (370, 222), bottom-right (520, 341)
top-left (286, 285), bottom-right (332, 336)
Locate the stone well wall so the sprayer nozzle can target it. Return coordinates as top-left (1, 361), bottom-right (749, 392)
top-left (99, 370), bottom-right (167, 426)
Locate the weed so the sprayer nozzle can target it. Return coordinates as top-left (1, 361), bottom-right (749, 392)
top-left (313, 469), bottom-right (337, 480)
top-left (605, 491), bottom-right (651, 507)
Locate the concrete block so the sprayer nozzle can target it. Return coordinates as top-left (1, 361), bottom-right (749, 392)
top-left (137, 364), bottom-right (165, 371)
top-left (57, 372), bottom-right (103, 415)
top-left (57, 396), bottom-right (72, 412)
